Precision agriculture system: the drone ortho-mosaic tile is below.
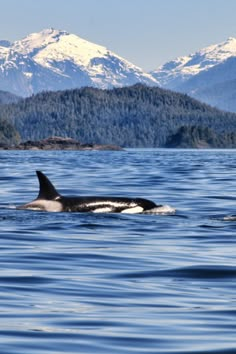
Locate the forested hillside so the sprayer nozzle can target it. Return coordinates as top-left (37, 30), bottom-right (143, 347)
top-left (1, 84), bottom-right (236, 147)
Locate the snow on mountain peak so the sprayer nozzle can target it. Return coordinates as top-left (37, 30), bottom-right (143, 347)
top-left (13, 28), bottom-right (69, 55)
top-left (32, 30), bottom-right (110, 69)
top-left (0, 28), bottom-right (158, 96)
top-left (152, 36), bottom-right (236, 88)
top-left (197, 36), bottom-right (236, 62)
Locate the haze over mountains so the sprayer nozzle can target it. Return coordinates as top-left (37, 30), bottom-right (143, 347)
top-left (1, 29), bottom-right (236, 112)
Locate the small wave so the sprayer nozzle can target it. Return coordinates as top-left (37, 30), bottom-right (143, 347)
top-left (143, 205), bottom-right (176, 215)
top-left (4, 204), bottom-right (176, 216)
top-left (223, 215), bottom-right (236, 221)
top-left (114, 265), bottom-right (236, 280)
top-left (0, 204), bottom-right (17, 210)
top-left (6, 204), bottom-right (17, 209)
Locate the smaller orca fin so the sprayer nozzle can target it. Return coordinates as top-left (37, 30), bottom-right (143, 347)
top-left (36, 171), bottom-right (61, 200)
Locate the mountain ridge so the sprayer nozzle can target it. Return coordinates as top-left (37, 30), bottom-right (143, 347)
top-left (151, 37), bottom-right (236, 89)
top-left (151, 36), bottom-right (236, 112)
top-left (0, 28), bottom-right (158, 96)
top-left (2, 29), bottom-right (236, 112)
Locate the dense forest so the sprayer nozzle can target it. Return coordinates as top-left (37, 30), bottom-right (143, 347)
top-left (1, 84), bottom-right (236, 147)
top-left (0, 119), bottom-right (20, 146)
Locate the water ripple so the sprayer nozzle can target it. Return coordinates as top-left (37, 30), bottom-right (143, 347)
top-left (0, 150), bottom-right (236, 353)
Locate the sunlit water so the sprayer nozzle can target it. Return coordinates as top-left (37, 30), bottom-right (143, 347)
top-left (0, 149), bottom-right (236, 353)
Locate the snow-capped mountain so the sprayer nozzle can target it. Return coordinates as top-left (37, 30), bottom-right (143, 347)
top-left (0, 28), bottom-right (158, 96)
top-left (152, 37), bottom-right (236, 89)
top-left (151, 37), bottom-right (236, 112)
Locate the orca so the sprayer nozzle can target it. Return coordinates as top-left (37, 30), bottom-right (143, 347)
top-left (17, 171), bottom-right (172, 214)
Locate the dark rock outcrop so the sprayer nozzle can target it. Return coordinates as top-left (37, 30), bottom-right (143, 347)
top-left (1, 136), bottom-right (123, 151)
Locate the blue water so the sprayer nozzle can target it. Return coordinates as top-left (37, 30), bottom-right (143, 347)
top-left (0, 149), bottom-right (236, 354)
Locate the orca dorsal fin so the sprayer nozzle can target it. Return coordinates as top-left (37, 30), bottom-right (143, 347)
top-left (36, 171), bottom-right (61, 200)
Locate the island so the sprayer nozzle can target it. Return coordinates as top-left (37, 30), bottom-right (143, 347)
top-left (0, 136), bottom-right (124, 151)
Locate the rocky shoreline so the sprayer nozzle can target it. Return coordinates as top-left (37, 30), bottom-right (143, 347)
top-left (0, 137), bottom-right (124, 151)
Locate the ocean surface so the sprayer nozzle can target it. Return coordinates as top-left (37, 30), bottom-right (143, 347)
top-left (0, 149), bottom-right (236, 354)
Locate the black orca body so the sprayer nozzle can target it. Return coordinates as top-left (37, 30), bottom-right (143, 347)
top-left (18, 171), bottom-right (163, 214)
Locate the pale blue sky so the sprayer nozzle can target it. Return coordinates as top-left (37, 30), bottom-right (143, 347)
top-left (1, 0), bottom-right (236, 70)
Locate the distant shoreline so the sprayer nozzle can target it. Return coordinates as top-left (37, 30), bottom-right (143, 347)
top-left (0, 137), bottom-right (124, 151)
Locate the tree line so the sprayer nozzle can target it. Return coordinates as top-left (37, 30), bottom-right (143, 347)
top-left (1, 84), bottom-right (236, 147)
